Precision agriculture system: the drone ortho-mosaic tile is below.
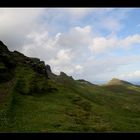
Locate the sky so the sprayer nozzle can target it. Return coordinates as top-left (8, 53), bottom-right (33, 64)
top-left (0, 8), bottom-right (140, 84)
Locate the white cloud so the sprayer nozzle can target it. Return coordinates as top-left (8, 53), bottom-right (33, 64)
top-left (89, 34), bottom-right (140, 53)
top-left (21, 30), bottom-right (60, 61)
top-left (0, 8), bottom-right (139, 83)
top-left (49, 49), bottom-right (72, 66)
top-left (120, 34), bottom-right (140, 47)
top-left (48, 51), bottom-right (84, 75)
top-left (75, 65), bottom-right (83, 70)
top-left (118, 70), bottom-right (140, 81)
top-left (57, 25), bottom-right (92, 48)
top-left (89, 37), bottom-right (118, 53)
top-left (21, 25), bottom-right (92, 75)
top-left (0, 8), bottom-right (43, 27)
top-left (0, 8), bottom-right (44, 50)
top-left (72, 55), bottom-right (140, 82)
top-left (21, 24), bottom-right (140, 82)
top-left (74, 65), bottom-right (83, 75)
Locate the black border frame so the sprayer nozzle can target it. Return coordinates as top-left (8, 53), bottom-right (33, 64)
top-left (0, 0), bottom-right (140, 7)
top-left (0, 0), bottom-right (140, 139)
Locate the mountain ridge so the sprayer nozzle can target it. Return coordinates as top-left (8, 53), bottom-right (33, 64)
top-left (0, 40), bottom-right (134, 86)
top-left (1, 40), bottom-right (135, 86)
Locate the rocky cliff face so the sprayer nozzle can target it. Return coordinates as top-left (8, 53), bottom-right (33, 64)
top-left (46, 65), bottom-right (52, 73)
top-left (59, 72), bottom-right (74, 80)
top-left (0, 40), bottom-right (49, 81)
top-left (0, 41), bottom-right (9, 53)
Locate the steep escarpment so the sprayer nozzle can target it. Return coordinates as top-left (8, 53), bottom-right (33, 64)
top-left (0, 41), bottom-right (50, 83)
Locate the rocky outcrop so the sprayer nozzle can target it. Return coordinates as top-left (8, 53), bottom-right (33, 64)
top-left (45, 64), bottom-right (58, 79)
top-left (60, 72), bottom-right (67, 77)
top-left (0, 41), bottom-right (9, 53)
top-left (77, 79), bottom-right (96, 85)
top-left (46, 65), bottom-right (52, 73)
top-left (29, 58), bottom-right (47, 75)
top-left (0, 41), bottom-right (49, 79)
top-left (60, 72), bottom-right (73, 79)
top-left (0, 41), bottom-right (14, 82)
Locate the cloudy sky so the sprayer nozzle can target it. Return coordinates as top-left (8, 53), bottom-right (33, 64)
top-left (0, 8), bottom-right (140, 84)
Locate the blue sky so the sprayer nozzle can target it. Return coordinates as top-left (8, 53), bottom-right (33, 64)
top-left (0, 8), bottom-right (140, 84)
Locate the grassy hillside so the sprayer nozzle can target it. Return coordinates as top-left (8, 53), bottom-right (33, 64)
top-left (1, 41), bottom-right (140, 132)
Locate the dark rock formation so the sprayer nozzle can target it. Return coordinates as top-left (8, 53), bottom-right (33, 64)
top-left (59, 72), bottom-right (74, 80)
top-left (29, 58), bottom-right (48, 76)
top-left (46, 65), bottom-right (52, 73)
top-left (45, 65), bottom-right (58, 79)
top-left (0, 41), bottom-right (49, 79)
top-left (77, 79), bottom-right (96, 85)
top-left (60, 72), bottom-right (67, 77)
top-left (0, 41), bottom-right (14, 82)
top-left (0, 41), bottom-right (9, 53)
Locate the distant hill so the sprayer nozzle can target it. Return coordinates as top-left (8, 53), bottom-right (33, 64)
top-left (107, 78), bottom-right (133, 86)
top-left (1, 40), bottom-right (140, 132)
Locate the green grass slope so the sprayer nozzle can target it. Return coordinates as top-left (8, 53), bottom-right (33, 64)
top-left (1, 68), bottom-right (140, 132)
top-left (1, 41), bottom-right (140, 132)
